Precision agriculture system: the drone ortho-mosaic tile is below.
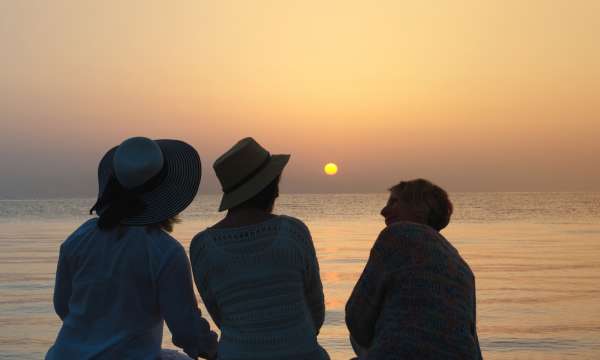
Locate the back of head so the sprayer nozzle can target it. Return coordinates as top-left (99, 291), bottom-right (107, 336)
top-left (91, 176), bottom-right (180, 232)
top-left (90, 137), bottom-right (201, 233)
top-left (230, 176), bottom-right (280, 213)
top-left (390, 179), bottom-right (453, 231)
top-left (214, 137), bottom-right (289, 212)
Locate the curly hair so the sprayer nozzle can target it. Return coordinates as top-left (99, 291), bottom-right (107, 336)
top-left (389, 179), bottom-right (453, 231)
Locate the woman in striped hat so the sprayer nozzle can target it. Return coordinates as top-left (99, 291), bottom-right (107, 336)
top-left (46, 137), bottom-right (217, 360)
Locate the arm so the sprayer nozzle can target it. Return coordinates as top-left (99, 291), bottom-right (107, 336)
top-left (303, 230), bottom-right (325, 334)
top-left (53, 244), bottom-right (72, 320)
top-left (158, 246), bottom-right (218, 359)
top-left (345, 229), bottom-right (391, 348)
top-left (190, 236), bottom-right (222, 328)
top-left (193, 277), bottom-right (222, 329)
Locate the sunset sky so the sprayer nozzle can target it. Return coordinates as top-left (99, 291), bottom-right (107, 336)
top-left (1, 1), bottom-right (599, 198)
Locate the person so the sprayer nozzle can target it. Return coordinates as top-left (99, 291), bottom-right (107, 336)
top-left (345, 179), bottom-right (482, 359)
top-left (46, 137), bottom-right (218, 360)
top-left (189, 137), bottom-right (328, 360)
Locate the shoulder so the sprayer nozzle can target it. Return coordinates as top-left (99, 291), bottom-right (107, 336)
top-left (190, 229), bottom-right (209, 252)
top-left (138, 229), bottom-right (189, 278)
top-left (67, 218), bottom-right (98, 239)
top-left (189, 229), bottom-right (213, 264)
top-left (276, 215), bottom-right (317, 256)
top-left (386, 221), bottom-right (437, 235)
top-left (136, 227), bottom-right (186, 266)
top-left (147, 226), bottom-right (183, 248)
top-left (278, 215), bottom-right (311, 236)
top-left (61, 218), bottom-right (99, 249)
top-left (373, 222), bottom-right (439, 257)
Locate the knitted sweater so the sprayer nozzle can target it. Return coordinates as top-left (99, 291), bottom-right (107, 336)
top-left (190, 215), bottom-right (328, 360)
top-left (346, 222), bottom-right (483, 360)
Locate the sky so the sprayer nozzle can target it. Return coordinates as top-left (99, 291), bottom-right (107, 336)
top-left (1, 1), bottom-right (599, 198)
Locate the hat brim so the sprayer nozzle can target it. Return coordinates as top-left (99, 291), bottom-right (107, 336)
top-left (218, 154), bottom-right (289, 211)
top-left (96, 139), bottom-right (201, 225)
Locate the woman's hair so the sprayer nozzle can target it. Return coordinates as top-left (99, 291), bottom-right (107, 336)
top-left (231, 176), bottom-right (280, 212)
top-left (90, 177), bottom-right (179, 233)
top-left (155, 216), bottom-right (181, 233)
top-left (389, 178), bottom-right (453, 231)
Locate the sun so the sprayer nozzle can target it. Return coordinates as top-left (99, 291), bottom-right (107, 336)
top-left (324, 162), bottom-right (338, 176)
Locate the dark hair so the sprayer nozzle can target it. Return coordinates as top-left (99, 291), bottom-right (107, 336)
top-left (231, 176), bottom-right (280, 212)
top-left (389, 178), bottom-right (453, 231)
top-left (90, 177), bottom-right (179, 233)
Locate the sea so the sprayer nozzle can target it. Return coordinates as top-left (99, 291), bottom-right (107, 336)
top-left (1, 193), bottom-right (600, 359)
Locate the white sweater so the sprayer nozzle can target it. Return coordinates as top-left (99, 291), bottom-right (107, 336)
top-left (190, 215), bottom-right (328, 360)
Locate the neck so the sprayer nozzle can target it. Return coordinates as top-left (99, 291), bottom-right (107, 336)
top-left (212, 207), bottom-right (274, 229)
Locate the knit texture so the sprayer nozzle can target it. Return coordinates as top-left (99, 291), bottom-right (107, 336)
top-left (190, 215), bottom-right (328, 360)
top-left (346, 222), bottom-right (483, 360)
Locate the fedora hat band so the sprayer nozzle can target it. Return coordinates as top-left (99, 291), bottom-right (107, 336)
top-left (222, 153), bottom-right (272, 193)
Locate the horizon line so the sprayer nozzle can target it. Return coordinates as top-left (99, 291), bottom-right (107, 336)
top-left (2, 190), bottom-right (600, 201)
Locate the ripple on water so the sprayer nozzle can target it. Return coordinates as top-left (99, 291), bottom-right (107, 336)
top-left (482, 337), bottom-right (600, 352)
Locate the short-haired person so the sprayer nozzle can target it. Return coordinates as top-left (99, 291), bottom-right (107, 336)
top-left (189, 138), bottom-right (329, 359)
top-left (46, 137), bottom-right (218, 360)
top-left (346, 179), bottom-right (482, 359)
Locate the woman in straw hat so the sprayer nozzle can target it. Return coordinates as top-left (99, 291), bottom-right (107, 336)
top-left (346, 179), bottom-right (482, 360)
top-left (189, 137), bottom-right (328, 360)
top-left (46, 137), bottom-right (218, 360)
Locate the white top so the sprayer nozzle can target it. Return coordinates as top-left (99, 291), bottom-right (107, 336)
top-left (46, 219), bottom-right (217, 360)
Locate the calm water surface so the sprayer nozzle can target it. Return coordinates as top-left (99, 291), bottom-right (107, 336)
top-left (1, 193), bottom-right (600, 359)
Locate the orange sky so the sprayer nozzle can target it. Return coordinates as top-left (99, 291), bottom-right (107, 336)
top-left (1, 1), bottom-right (599, 197)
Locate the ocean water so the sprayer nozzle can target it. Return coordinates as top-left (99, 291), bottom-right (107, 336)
top-left (1, 193), bottom-right (600, 359)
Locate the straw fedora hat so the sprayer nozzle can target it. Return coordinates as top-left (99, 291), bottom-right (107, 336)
top-left (215, 137), bottom-right (290, 211)
top-left (92, 137), bottom-right (201, 225)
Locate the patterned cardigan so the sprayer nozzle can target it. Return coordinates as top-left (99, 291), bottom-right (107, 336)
top-left (345, 222), bottom-right (483, 360)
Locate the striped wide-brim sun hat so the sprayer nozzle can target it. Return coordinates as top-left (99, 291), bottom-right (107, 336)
top-left (93, 138), bottom-right (201, 225)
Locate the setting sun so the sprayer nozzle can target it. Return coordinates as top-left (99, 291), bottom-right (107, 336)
top-left (324, 163), bottom-right (338, 176)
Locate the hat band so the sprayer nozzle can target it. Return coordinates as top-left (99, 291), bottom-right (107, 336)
top-left (90, 160), bottom-right (169, 215)
top-left (222, 153), bottom-right (271, 193)
top-left (128, 159), bottom-right (169, 194)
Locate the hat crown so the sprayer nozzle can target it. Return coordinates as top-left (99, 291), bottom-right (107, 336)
top-left (113, 137), bottom-right (164, 189)
top-left (214, 137), bottom-right (270, 192)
